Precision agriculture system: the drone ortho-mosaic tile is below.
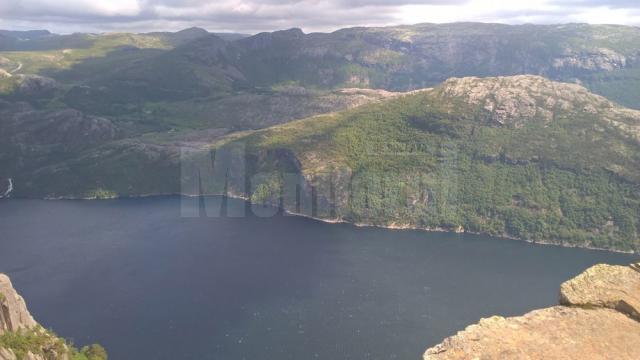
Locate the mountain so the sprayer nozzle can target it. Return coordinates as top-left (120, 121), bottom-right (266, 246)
top-left (0, 274), bottom-right (107, 360)
top-left (10, 75), bottom-right (640, 251)
top-left (0, 88), bottom-right (402, 199)
top-left (1, 23), bottom-right (640, 121)
top-left (213, 75), bottom-right (640, 252)
top-left (2, 23), bottom-right (640, 112)
top-left (1, 24), bottom-right (640, 251)
top-left (423, 262), bottom-right (640, 359)
top-left (234, 23), bottom-right (640, 108)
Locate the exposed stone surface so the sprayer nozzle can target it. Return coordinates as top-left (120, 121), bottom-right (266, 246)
top-left (437, 75), bottom-right (640, 142)
top-left (553, 48), bottom-right (627, 72)
top-left (0, 274), bottom-right (70, 360)
top-left (560, 264), bottom-right (640, 320)
top-left (0, 102), bottom-right (119, 150)
top-left (424, 263), bottom-right (640, 360)
top-left (439, 75), bottom-right (612, 127)
top-left (15, 75), bottom-right (57, 96)
top-left (425, 307), bottom-right (640, 360)
top-left (0, 348), bottom-right (57, 360)
top-left (0, 274), bottom-right (36, 334)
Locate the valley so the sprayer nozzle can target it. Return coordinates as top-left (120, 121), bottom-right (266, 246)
top-left (1, 16), bottom-right (640, 360)
top-left (1, 24), bottom-right (640, 252)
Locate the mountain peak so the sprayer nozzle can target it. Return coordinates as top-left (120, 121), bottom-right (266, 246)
top-left (176, 27), bottom-right (209, 35)
top-left (436, 75), bottom-right (617, 127)
top-left (269, 27), bottom-right (305, 41)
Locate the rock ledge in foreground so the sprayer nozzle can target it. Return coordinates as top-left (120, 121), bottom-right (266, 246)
top-left (424, 263), bottom-right (640, 360)
top-left (560, 263), bottom-right (640, 320)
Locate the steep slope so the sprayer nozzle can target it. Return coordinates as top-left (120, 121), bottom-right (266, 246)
top-left (1, 23), bottom-right (639, 158)
top-left (5, 75), bottom-right (638, 251)
top-left (4, 88), bottom-right (402, 199)
top-left (232, 23), bottom-right (640, 107)
top-left (0, 274), bottom-right (107, 360)
top-left (60, 33), bottom-right (243, 110)
top-left (214, 75), bottom-right (640, 252)
top-left (423, 263), bottom-right (640, 359)
top-left (0, 100), bottom-right (120, 189)
top-left (2, 23), bottom-right (640, 113)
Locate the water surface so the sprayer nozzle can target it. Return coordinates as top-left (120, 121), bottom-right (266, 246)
top-left (0, 197), bottom-right (636, 359)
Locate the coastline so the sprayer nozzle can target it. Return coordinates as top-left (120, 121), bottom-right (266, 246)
top-left (8, 192), bottom-right (638, 255)
top-left (282, 208), bottom-right (638, 255)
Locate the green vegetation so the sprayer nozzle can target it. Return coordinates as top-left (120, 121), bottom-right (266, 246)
top-left (0, 327), bottom-right (65, 359)
top-left (0, 326), bottom-right (107, 360)
top-left (580, 68), bottom-right (640, 109)
top-left (219, 77), bottom-right (640, 252)
top-left (1, 24), bottom-right (640, 253)
top-left (3, 23), bottom-right (640, 114)
top-left (0, 76), bottom-right (19, 95)
top-left (0, 33), bottom-right (169, 75)
top-left (72, 344), bottom-right (108, 360)
top-left (85, 188), bottom-right (118, 200)
top-left (251, 173), bottom-right (283, 204)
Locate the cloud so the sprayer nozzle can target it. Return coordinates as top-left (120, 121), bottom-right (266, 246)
top-left (553, 0), bottom-right (640, 9)
top-left (0, 0), bottom-right (638, 34)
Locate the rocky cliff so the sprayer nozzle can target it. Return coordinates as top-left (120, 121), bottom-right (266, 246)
top-left (0, 274), bottom-right (107, 360)
top-left (0, 275), bottom-right (36, 334)
top-left (423, 263), bottom-right (640, 359)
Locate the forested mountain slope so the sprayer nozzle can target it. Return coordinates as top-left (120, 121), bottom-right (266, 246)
top-left (1, 25), bottom-right (640, 251)
top-left (215, 75), bottom-right (640, 252)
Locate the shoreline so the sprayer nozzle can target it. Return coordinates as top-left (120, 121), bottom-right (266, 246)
top-left (282, 208), bottom-right (638, 255)
top-left (13, 192), bottom-right (637, 255)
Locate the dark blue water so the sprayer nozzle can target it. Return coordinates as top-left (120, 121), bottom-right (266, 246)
top-left (0, 197), bottom-right (636, 360)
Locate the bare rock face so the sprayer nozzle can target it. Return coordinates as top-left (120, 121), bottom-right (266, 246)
top-left (553, 48), bottom-right (627, 72)
top-left (560, 264), bottom-right (640, 321)
top-left (0, 274), bottom-right (36, 333)
top-left (15, 75), bottom-right (57, 97)
top-left (0, 105), bottom-right (119, 149)
top-left (436, 75), bottom-right (640, 145)
top-left (0, 274), bottom-right (71, 360)
top-left (425, 307), bottom-right (640, 360)
top-left (438, 75), bottom-right (614, 127)
top-left (424, 263), bottom-right (640, 360)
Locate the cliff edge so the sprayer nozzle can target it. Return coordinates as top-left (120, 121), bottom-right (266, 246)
top-left (424, 262), bottom-right (640, 360)
top-left (0, 274), bottom-right (36, 333)
top-left (0, 274), bottom-right (107, 360)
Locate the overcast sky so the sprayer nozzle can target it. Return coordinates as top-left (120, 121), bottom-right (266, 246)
top-left (0, 0), bottom-right (639, 34)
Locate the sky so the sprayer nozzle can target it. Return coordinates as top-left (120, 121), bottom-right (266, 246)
top-left (0, 0), bottom-right (639, 34)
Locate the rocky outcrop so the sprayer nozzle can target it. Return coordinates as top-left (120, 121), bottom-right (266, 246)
top-left (560, 263), bottom-right (640, 320)
top-left (0, 274), bottom-right (65, 360)
top-left (424, 263), bottom-right (640, 359)
top-left (13, 75), bottom-right (56, 98)
top-left (553, 48), bottom-right (627, 72)
top-left (0, 100), bottom-right (121, 189)
top-left (0, 275), bottom-right (36, 333)
top-left (0, 274), bottom-right (107, 360)
top-left (438, 75), bottom-right (615, 127)
top-left (0, 103), bottom-right (119, 150)
top-left (436, 75), bottom-right (640, 145)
